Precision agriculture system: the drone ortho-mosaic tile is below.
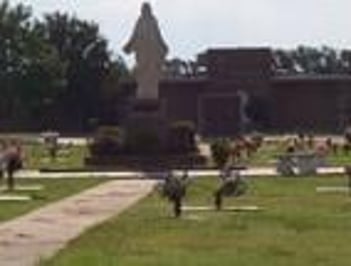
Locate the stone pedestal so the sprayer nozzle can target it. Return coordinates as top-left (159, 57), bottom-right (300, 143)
top-left (123, 99), bottom-right (168, 153)
top-left (85, 98), bottom-right (208, 169)
top-left (126, 99), bottom-right (166, 126)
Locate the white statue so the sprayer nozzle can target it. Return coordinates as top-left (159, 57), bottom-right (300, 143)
top-left (237, 90), bottom-right (251, 127)
top-left (124, 2), bottom-right (169, 99)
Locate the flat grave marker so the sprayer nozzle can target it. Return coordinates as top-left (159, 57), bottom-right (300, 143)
top-left (316, 187), bottom-right (349, 193)
top-left (317, 166), bottom-right (351, 194)
top-left (0, 185), bottom-right (44, 192)
top-left (0, 195), bottom-right (31, 202)
top-left (182, 206), bottom-right (262, 212)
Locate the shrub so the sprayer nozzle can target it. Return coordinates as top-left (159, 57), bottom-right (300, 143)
top-left (167, 121), bottom-right (197, 154)
top-left (89, 126), bottom-right (123, 156)
top-left (344, 126), bottom-right (351, 144)
top-left (210, 138), bottom-right (231, 168)
top-left (250, 131), bottom-right (264, 147)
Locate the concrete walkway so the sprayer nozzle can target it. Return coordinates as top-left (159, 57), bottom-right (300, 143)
top-left (0, 179), bottom-right (157, 266)
top-left (15, 167), bottom-right (346, 180)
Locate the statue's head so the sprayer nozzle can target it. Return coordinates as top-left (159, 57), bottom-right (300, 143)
top-left (141, 2), bottom-right (152, 17)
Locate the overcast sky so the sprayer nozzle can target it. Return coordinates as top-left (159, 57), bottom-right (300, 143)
top-left (12, 0), bottom-right (351, 61)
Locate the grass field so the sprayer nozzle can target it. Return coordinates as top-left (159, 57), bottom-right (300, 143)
top-left (42, 176), bottom-right (351, 266)
top-left (24, 143), bottom-right (87, 170)
top-left (248, 141), bottom-right (351, 166)
top-left (0, 178), bottom-right (104, 222)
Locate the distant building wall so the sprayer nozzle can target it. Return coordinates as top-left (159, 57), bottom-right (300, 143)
top-left (198, 93), bottom-right (241, 136)
top-left (271, 76), bottom-right (351, 133)
top-left (122, 48), bottom-right (351, 137)
top-left (160, 79), bottom-right (206, 127)
top-left (193, 48), bottom-right (273, 135)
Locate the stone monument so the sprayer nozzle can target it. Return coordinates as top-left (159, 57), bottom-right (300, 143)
top-left (123, 2), bottom-right (169, 154)
top-left (85, 2), bottom-right (206, 168)
top-left (237, 90), bottom-right (251, 133)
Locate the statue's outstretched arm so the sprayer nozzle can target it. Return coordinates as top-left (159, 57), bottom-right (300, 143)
top-left (123, 36), bottom-right (134, 54)
top-left (123, 19), bottom-right (141, 54)
top-left (124, 42), bottom-right (131, 53)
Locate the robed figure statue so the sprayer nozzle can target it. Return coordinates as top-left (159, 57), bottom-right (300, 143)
top-left (124, 3), bottom-right (169, 100)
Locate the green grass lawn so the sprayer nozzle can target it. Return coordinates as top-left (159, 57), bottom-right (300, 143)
top-left (247, 142), bottom-right (284, 166)
top-left (248, 141), bottom-right (351, 166)
top-left (328, 153), bottom-right (351, 166)
top-left (0, 178), bottom-right (104, 222)
top-left (24, 143), bottom-right (87, 170)
top-left (42, 176), bottom-right (351, 266)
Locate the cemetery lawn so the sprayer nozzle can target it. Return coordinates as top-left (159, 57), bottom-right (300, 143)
top-left (25, 144), bottom-right (87, 170)
top-left (0, 178), bottom-right (104, 222)
top-left (248, 141), bottom-right (351, 166)
top-left (43, 176), bottom-right (351, 266)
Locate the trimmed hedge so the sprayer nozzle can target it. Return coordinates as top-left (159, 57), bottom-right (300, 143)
top-left (167, 121), bottom-right (197, 154)
top-left (210, 138), bottom-right (231, 168)
top-left (89, 120), bottom-right (199, 156)
top-left (124, 127), bottom-right (161, 154)
top-left (89, 126), bottom-right (123, 156)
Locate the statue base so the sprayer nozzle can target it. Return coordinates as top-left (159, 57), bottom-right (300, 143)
top-left (130, 98), bottom-right (164, 113)
top-left (123, 98), bottom-right (168, 153)
top-left (86, 98), bottom-right (208, 169)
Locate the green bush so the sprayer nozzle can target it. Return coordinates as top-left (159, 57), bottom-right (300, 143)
top-left (250, 131), bottom-right (264, 147)
top-left (210, 138), bottom-right (231, 168)
top-left (124, 127), bottom-right (161, 154)
top-left (167, 121), bottom-right (197, 154)
top-left (344, 126), bottom-right (351, 144)
top-left (89, 126), bottom-right (123, 156)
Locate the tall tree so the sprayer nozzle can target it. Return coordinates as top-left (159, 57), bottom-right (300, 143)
top-left (0, 1), bottom-right (65, 127)
top-left (274, 46), bottom-right (350, 74)
top-left (37, 12), bottom-right (112, 130)
top-left (164, 58), bottom-right (205, 78)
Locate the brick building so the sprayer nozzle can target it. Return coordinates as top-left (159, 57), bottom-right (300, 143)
top-left (156, 48), bottom-right (351, 136)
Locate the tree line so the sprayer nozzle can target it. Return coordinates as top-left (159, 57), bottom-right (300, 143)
top-left (0, 0), bottom-right (128, 131)
top-left (274, 46), bottom-right (351, 75)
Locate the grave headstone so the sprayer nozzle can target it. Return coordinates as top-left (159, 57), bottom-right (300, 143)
top-left (0, 185), bottom-right (43, 192)
top-left (316, 166), bottom-right (351, 194)
top-left (0, 195), bottom-right (31, 202)
top-left (277, 152), bottom-right (325, 176)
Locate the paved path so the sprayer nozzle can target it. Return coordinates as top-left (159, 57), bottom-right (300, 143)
top-left (15, 167), bottom-right (346, 180)
top-left (0, 134), bottom-right (89, 146)
top-left (0, 179), bottom-right (157, 266)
